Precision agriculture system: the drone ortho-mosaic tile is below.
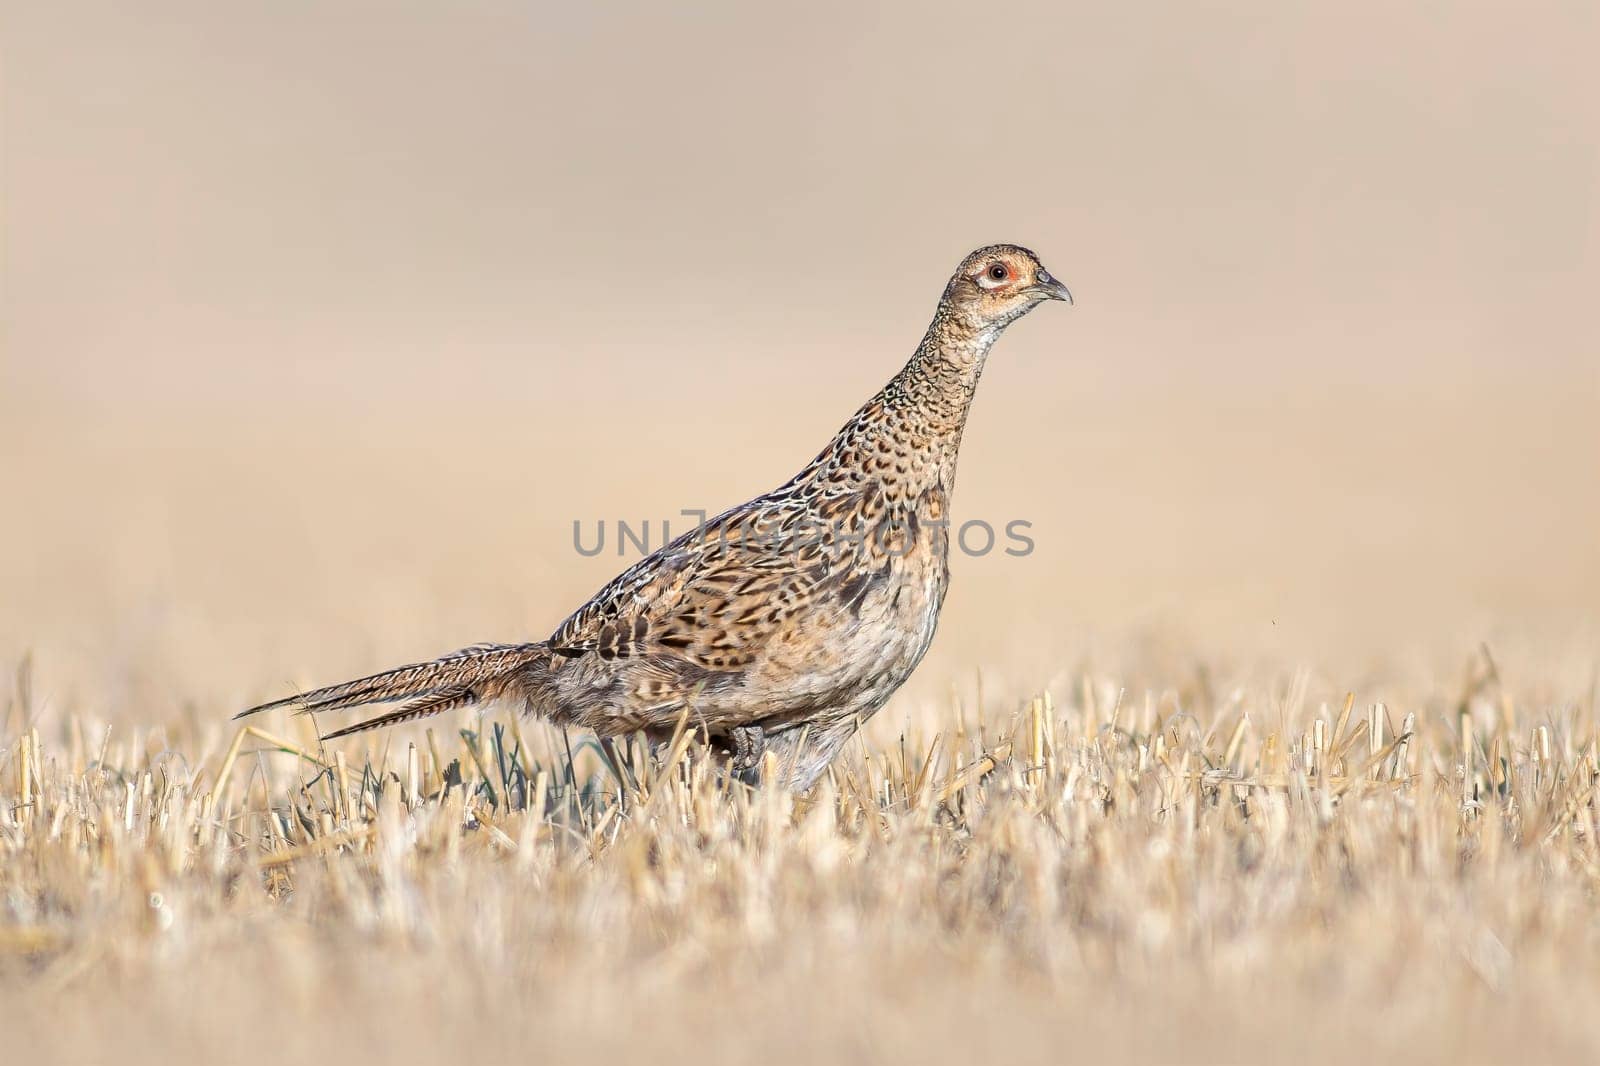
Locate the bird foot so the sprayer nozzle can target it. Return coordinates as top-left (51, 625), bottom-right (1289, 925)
top-left (726, 725), bottom-right (766, 785)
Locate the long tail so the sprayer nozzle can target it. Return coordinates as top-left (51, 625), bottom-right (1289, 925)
top-left (238, 642), bottom-right (548, 740)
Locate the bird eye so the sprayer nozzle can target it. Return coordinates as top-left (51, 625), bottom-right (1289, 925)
top-left (977, 262), bottom-right (1011, 290)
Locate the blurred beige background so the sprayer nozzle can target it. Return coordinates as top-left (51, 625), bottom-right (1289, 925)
top-left (2, 1), bottom-right (1596, 722)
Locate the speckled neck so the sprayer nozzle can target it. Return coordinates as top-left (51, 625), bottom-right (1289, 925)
top-left (888, 305), bottom-right (1000, 436)
top-left (786, 302), bottom-right (1013, 502)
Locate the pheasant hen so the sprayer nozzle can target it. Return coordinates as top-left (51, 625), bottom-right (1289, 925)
top-left (239, 244), bottom-right (1072, 789)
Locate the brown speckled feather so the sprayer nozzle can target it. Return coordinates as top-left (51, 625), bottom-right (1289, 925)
top-left (238, 245), bottom-right (1071, 789)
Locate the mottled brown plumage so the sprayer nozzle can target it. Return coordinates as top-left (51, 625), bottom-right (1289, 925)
top-left (239, 245), bottom-right (1071, 789)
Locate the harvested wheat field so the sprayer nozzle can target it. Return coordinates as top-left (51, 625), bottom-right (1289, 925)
top-left (6, 639), bottom-right (1600, 1065)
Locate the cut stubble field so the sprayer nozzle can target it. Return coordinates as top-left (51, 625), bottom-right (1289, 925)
top-left (5, 642), bottom-right (1600, 1065)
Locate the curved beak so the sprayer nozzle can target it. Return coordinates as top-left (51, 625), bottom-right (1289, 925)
top-left (1031, 271), bottom-right (1073, 305)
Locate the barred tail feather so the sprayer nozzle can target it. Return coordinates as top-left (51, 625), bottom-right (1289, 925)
top-left (319, 687), bottom-right (479, 741)
top-left (237, 642), bottom-right (547, 735)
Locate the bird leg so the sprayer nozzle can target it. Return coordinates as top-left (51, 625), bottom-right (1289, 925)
top-left (601, 735), bottom-right (639, 806)
top-left (726, 724), bottom-right (766, 785)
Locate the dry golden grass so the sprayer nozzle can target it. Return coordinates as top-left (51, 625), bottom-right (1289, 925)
top-left (6, 644), bottom-right (1600, 1065)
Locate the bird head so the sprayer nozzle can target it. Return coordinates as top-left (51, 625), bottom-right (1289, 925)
top-left (941, 244), bottom-right (1072, 332)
